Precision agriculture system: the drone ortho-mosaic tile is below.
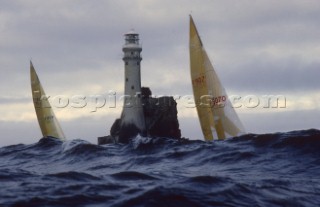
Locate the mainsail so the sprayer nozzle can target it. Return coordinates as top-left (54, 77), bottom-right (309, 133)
top-left (30, 61), bottom-right (66, 140)
top-left (189, 15), bottom-right (245, 141)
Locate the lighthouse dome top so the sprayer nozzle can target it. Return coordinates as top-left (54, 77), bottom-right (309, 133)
top-left (125, 29), bottom-right (138, 36)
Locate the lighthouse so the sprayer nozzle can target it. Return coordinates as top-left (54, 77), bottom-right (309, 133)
top-left (97, 30), bottom-right (182, 145)
top-left (119, 30), bottom-right (146, 139)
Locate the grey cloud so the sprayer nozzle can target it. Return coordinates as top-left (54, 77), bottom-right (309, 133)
top-left (0, 96), bottom-right (30, 104)
top-left (240, 109), bottom-right (320, 134)
top-left (1, 0), bottom-right (319, 144)
top-left (219, 57), bottom-right (320, 94)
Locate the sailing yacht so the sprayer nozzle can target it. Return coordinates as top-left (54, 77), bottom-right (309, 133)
top-left (30, 61), bottom-right (65, 140)
top-left (189, 15), bottom-right (245, 141)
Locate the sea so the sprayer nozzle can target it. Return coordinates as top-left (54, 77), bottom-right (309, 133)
top-left (0, 129), bottom-right (320, 207)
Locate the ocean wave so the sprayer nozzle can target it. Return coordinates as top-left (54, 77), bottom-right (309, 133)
top-left (1, 129), bottom-right (320, 206)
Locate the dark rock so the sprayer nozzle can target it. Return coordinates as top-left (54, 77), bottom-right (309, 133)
top-left (141, 87), bottom-right (152, 98)
top-left (117, 123), bottom-right (144, 144)
top-left (98, 87), bottom-right (181, 144)
top-left (144, 96), bottom-right (181, 139)
top-left (110, 119), bottom-right (121, 138)
top-left (97, 135), bottom-right (115, 145)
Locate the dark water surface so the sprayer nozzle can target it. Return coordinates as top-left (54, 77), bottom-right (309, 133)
top-left (1, 129), bottom-right (320, 206)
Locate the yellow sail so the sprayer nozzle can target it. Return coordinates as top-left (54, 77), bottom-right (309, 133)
top-left (30, 61), bottom-right (66, 140)
top-left (189, 15), bottom-right (245, 141)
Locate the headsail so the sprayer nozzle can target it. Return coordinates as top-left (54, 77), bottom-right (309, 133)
top-left (189, 15), bottom-right (245, 140)
top-left (30, 62), bottom-right (66, 140)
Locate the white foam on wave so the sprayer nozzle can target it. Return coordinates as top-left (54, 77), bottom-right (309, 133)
top-left (131, 134), bottom-right (152, 149)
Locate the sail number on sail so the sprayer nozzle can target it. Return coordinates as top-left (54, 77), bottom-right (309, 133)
top-left (44, 116), bottom-right (54, 121)
top-left (192, 75), bottom-right (205, 86)
top-left (210, 96), bottom-right (226, 107)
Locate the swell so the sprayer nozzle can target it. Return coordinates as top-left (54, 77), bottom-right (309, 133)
top-left (0, 129), bottom-right (320, 206)
top-left (2, 129), bottom-right (319, 158)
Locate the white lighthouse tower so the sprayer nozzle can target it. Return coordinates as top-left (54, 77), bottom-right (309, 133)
top-left (120, 30), bottom-right (146, 135)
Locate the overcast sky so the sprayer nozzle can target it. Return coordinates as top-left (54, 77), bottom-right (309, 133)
top-left (1, 0), bottom-right (319, 146)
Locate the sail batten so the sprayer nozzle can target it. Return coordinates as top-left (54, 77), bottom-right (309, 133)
top-left (30, 62), bottom-right (65, 140)
top-left (189, 15), bottom-right (245, 141)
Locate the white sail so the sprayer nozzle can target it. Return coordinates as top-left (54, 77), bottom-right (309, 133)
top-left (189, 15), bottom-right (245, 140)
top-left (30, 61), bottom-right (66, 140)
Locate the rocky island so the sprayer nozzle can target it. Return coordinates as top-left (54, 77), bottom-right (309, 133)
top-left (98, 31), bottom-right (180, 145)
